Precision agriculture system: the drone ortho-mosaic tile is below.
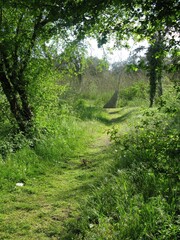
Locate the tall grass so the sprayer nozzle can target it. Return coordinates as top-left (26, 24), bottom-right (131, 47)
top-left (0, 98), bottom-right (88, 191)
top-left (0, 114), bottom-right (87, 191)
top-left (0, 57), bottom-right (91, 190)
top-left (68, 86), bottom-right (180, 239)
top-left (34, 114), bottom-right (86, 161)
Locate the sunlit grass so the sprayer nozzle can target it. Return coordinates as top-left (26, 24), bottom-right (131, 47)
top-left (69, 90), bottom-right (179, 239)
top-left (0, 109), bottom-right (120, 239)
top-left (1, 98), bottom-right (178, 239)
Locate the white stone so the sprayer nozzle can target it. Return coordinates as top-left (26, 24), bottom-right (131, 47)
top-left (16, 183), bottom-right (24, 187)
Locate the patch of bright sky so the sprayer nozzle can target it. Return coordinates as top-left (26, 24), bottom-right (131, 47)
top-left (85, 38), bottom-right (149, 64)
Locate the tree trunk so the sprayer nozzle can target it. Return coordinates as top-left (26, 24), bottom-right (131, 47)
top-left (147, 32), bottom-right (164, 107)
top-left (0, 11), bottom-right (42, 136)
top-left (0, 66), bottom-right (33, 135)
top-left (77, 72), bottom-right (83, 90)
top-left (149, 70), bottom-right (157, 108)
top-left (157, 70), bottom-right (163, 97)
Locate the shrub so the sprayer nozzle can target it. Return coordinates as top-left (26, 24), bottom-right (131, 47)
top-left (0, 131), bottom-right (34, 159)
top-left (118, 81), bottom-right (149, 107)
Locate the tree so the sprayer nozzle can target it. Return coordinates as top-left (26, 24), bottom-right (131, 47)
top-left (1, 0), bottom-right (179, 136)
top-left (54, 41), bottom-right (88, 90)
top-left (92, 0), bottom-right (179, 46)
top-left (0, 0), bottom-right (112, 135)
top-left (127, 33), bottom-right (166, 107)
top-left (147, 32), bottom-right (166, 107)
top-left (88, 0), bottom-right (179, 106)
top-left (165, 48), bottom-right (180, 85)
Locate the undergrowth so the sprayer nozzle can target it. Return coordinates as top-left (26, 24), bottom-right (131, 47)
top-left (67, 86), bottom-right (180, 240)
top-left (118, 81), bottom-right (149, 107)
top-left (0, 111), bottom-right (87, 191)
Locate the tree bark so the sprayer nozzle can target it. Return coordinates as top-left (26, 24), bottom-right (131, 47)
top-left (0, 62), bottom-right (33, 135)
top-left (149, 69), bottom-right (157, 108)
top-left (147, 32), bottom-right (164, 107)
top-left (0, 11), bottom-right (43, 136)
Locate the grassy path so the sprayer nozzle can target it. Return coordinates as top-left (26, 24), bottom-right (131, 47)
top-left (0, 108), bottom-right (138, 240)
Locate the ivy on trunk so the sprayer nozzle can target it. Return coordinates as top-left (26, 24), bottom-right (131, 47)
top-left (147, 32), bottom-right (165, 107)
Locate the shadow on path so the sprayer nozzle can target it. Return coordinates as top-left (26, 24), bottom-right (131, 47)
top-left (97, 109), bottom-right (136, 126)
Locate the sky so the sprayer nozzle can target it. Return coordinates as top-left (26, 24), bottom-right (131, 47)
top-left (85, 38), bottom-right (149, 64)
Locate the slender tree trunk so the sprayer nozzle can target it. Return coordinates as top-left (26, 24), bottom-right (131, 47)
top-left (157, 69), bottom-right (163, 97)
top-left (103, 70), bottom-right (122, 108)
top-left (147, 32), bottom-right (164, 107)
top-left (149, 69), bottom-right (157, 107)
top-left (77, 72), bottom-right (83, 90)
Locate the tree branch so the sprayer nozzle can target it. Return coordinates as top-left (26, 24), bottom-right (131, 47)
top-left (20, 12), bottom-right (43, 75)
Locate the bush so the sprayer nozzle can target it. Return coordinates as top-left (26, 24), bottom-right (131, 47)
top-left (118, 81), bottom-right (149, 107)
top-left (0, 131), bottom-right (34, 159)
top-left (110, 86), bottom-right (179, 204)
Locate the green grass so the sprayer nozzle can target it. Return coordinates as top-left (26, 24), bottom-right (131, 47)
top-left (0, 90), bottom-right (179, 240)
top-left (68, 88), bottom-right (180, 239)
top-left (0, 109), bottom-right (122, 239)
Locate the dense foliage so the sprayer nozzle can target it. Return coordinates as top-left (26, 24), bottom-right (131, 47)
top-left (0, 0), bottom-right (111, 134)
top-left (93, 0), bottom-right (179, 47)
